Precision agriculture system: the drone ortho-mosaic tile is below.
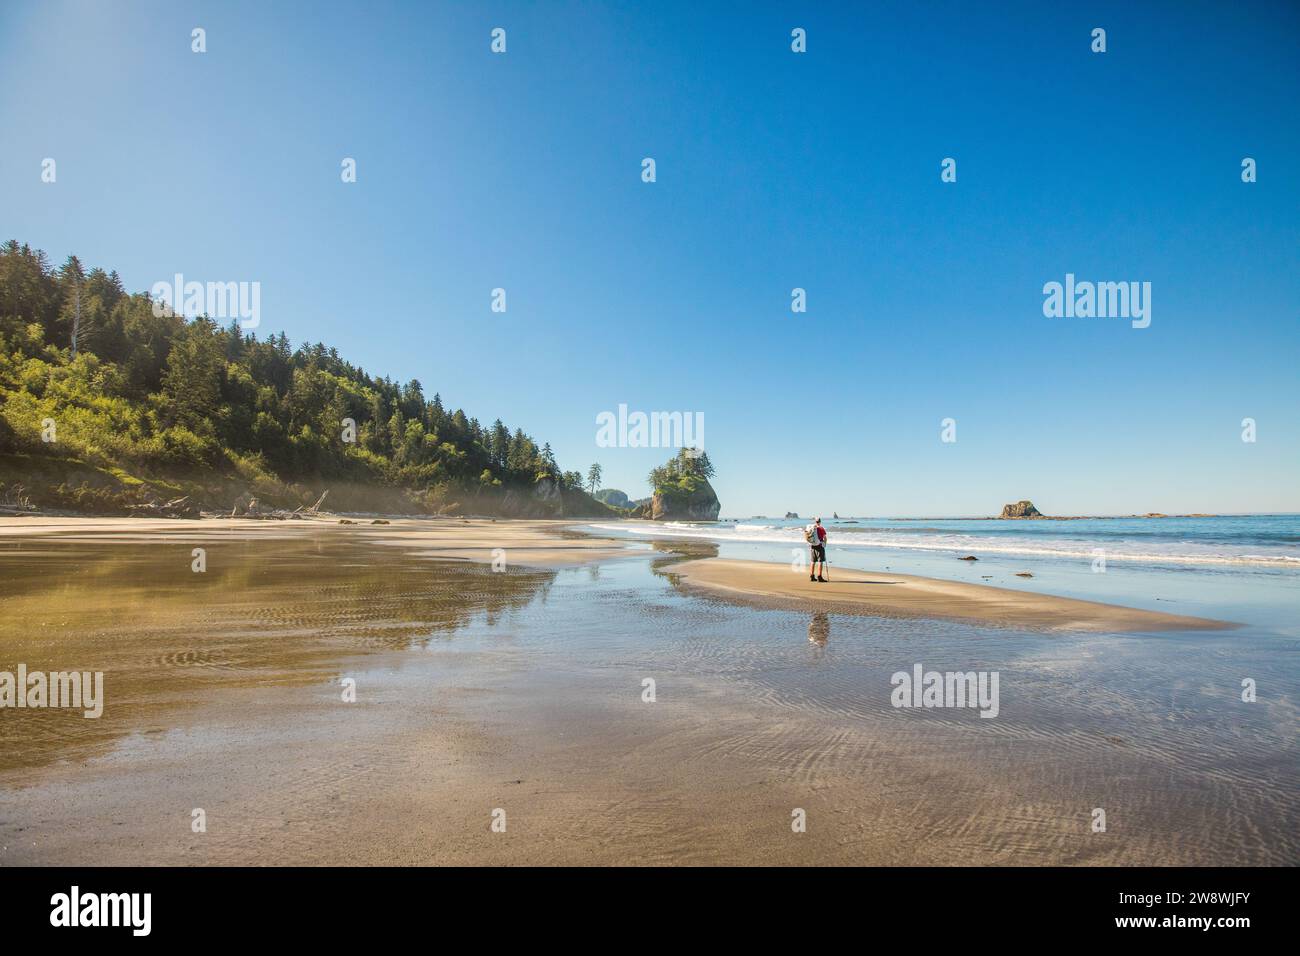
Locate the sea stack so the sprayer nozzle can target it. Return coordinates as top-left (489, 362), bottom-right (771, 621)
top-left (1000, 500), bottom-right (1044, 519)
top-left (652, 480), bottom-right (720, 520)
top-left (646, 449), bottom-right (721, 521)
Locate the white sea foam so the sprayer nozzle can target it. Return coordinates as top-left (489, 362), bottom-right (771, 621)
top-left (586, 522), bottom-right (1300, 568)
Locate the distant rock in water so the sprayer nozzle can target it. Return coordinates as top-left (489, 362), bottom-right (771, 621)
top-left (1000, 500), bottom-right (1044, 519)
top-left (785, 512), bottom-right (800, 519)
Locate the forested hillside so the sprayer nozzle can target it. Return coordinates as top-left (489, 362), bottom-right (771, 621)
top-left (0, 242), bottom-right (615, 517)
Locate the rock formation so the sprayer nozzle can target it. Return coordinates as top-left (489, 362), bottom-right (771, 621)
top-left (651, 479), bottom-right (721, 521)
top-left (1000, 500), bottom-right (1043, 519)
top-left (500, 477), bottom-right (564, 517)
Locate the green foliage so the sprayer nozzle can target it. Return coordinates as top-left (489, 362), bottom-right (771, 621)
top-left (0, 242), bottom-right (587, 511)
top-left (647, 448), bottom-right (716, 498)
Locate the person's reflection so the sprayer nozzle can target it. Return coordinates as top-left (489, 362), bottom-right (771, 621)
top-left (807, 611), bottom-right (830, 649)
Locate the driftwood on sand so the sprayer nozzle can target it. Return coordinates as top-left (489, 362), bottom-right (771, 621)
top-left (223, 490), bottom-right (333, 520)
top-left (127, 496), bottom-right (198, 518)
top-left (0, 483), bottom-right (36, 514)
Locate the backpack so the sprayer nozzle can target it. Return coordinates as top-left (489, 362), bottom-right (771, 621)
top-left (803, 525), bottom-right (816, 544)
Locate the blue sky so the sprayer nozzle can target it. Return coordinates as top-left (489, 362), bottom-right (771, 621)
top-left (2, 1), bottom-right (1297, 516)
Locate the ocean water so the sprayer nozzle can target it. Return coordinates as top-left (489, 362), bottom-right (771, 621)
top-left (1, 524), bottom-right (1295, 864)
top-left (588, 515), bottom-right (1300, 636)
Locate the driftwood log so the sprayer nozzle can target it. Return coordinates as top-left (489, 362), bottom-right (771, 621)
top-left (127, 496), bottom-right (198, 518)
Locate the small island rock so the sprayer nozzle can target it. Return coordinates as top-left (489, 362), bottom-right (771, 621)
top-left (1000, 500), bottom-right (1043, 519)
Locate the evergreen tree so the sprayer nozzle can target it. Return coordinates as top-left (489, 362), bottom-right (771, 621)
top-left (223, 318), bottom-right (245, 362)
top-left (537, 443), bottom-right (558, 480)
top-left (58, 255), bottom-right (87, 357)
top-left (388, 406), bottom-right (407, 462)
top-left (400, 379), bottom-right (424, 420)
top-left (490, 419), bottom-right (510, 470)
top-left (161, 317), bottom-right (224, 430)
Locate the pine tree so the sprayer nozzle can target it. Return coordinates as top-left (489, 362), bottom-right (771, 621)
top-left (490, 419), bottom-right (510, 470)
top-left (59, 255), bottom-right (86, 357)
top-left (506, 428), bottom-right (531, 474)
top-left (401, 379), bottom-right (424, 420)
top-left (388, 406), bottom-right (407, 462)
top-left (161, 317), bottom-right (224, 429)
top-left (223, 317), bottom-right (245, 362)
top-left (538, 443), bottom-right (558, 480)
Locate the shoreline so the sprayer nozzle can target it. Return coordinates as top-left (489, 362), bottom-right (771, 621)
top-left (0, 516), bottom-right (1237, 632)
top-left (0, 515), bottom-right (1285, 866)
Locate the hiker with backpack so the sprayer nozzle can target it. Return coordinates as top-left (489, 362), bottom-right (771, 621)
top-left (804, 517), bottom-right (829, 583)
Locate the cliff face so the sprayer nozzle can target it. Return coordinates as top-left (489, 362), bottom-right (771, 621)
top-left (651, 478), bottom-right (721, 521)
top-left (498, 478), bottom-right (564, 517)
top-left (494, 479), bottom-right (619, 518)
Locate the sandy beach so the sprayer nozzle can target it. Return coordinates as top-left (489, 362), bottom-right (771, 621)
top-left (665, 558), bottom-right (1237, 632)
top-left (0, 515), bottom-right (635, 566)
top-left (0, 516), bottom-right (1293, 866)
top-left (0, 515), bottom-right (1238, 631)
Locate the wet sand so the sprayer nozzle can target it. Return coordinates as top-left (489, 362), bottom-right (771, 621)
top-left (0, 518), bottom-right (1292, 865)
top-left (0, 516), bottom-right (1236, 631)
top-left (666, 559), bottom-right (1237, 633)
top-left (0, 515), bottom-right (635, 567)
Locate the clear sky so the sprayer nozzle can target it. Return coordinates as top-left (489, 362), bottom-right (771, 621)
top-left (2, 1), bottom-right (1296, 516)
